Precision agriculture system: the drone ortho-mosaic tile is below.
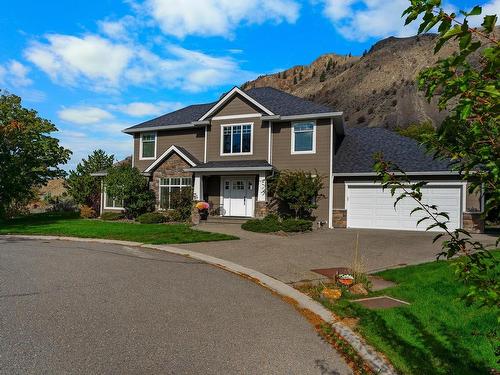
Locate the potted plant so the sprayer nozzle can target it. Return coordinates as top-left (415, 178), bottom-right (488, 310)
top-left (195, 201), bottom-right (210, 220)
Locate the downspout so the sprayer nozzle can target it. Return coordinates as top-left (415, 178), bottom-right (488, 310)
top-left (328, 117), bottom-right (334, 229)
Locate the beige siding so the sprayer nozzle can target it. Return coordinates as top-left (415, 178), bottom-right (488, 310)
top-left (271, 118), bottom-right (331, 172)
top-left (212, 95), bottom-right (261, 117)
top-left (466, 182), bottom-right (482, 212)
top-left (333, 182), bottom-right (345, 209)
top-left (271, 118), bottom-right (333, 223)
top-left (133, 128), bottom-right (205, 172)
top-left (206, 118), bottom-right (269, 161)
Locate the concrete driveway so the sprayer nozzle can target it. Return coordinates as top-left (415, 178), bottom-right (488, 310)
top-left (179, 224), bottom-right (497, 283)
top-left (0, 238), bottom-right (351, 375)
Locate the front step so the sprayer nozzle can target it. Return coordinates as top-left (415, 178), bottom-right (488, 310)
top-left (201, 216), bottom-right (250, 225)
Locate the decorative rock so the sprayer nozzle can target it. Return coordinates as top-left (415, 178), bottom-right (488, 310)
top-left (350, 283), bottom-right (369, 296)
top-left (321, 287), bottom-right (342, 300)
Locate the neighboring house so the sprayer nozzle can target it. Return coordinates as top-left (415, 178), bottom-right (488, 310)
top-left (96, 86), bottom-right (484, 232)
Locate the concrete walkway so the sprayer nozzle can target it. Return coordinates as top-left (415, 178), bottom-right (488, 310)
top-left (179, 223), bottom-right (497, 283)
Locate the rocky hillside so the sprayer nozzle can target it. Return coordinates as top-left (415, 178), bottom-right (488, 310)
top-left (242, 34), bottom-right (460, 129)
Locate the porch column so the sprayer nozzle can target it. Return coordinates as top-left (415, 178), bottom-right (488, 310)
top-left (193, 174), bottom-right (203, 201)
top-left (257, 172), bottom-right (266, 202)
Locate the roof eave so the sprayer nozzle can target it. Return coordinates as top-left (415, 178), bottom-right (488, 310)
top-left (262, 112), bottom-right (343, 122)
top-left (122, 121), bottom-right (209, 134)
top-left (332, 171), bottom-right (458, 177)
top-left (184, 166), bottom-right (274, 172)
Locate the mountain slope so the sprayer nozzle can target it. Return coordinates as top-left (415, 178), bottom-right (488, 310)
top-left (242, 34), bottom-right (459, 129)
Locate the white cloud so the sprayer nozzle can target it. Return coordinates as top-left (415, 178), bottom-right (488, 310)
top-left (321, 0), bottom-right (416, 41)
top-left (58, 106), bottom-right (114, 124)
top-left (469, 0), bottom-right (500, 26)
top-left (98, 16), bottom-right (137, 40)
top-left (24, 33), bottom-right (255, 92)
top-left (110, 101), bottom-right (183, 117)
top-left (0, 60), bottom-right (33, 87)
top-left (145, 0), bottom-right (300, 38)
top-left (58, 128), bottom-right (131, 171)
top-left (320, 0), bottom-right (485, 41)
top-left (25, 34), bottom-right (133, 89)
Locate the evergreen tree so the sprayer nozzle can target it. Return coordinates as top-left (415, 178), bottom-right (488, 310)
top-left (319, 71), bottom-right (326, 82)
top-left (66, 150), bottom-right (114, 211)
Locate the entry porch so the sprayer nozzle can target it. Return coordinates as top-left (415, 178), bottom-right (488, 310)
top-left (185, 160), bottom-right (273, 218)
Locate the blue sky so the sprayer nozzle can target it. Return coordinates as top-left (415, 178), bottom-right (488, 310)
top-left (1, 0), bottom-right (496, 170)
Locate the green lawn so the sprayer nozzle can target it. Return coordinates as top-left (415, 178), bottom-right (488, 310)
top-left (306, 255), bottom-right (499, 375)
top-left (0, 211), bottom-right (238, 244)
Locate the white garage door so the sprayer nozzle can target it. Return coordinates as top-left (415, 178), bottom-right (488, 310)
top-left (346, 184), bottom-right (463, 231)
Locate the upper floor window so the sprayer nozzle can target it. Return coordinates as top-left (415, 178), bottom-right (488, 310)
top-left (291, 122), bottom-right (316, 154)
top-left (221, 123), bottom-right (252, 155)
top-left (140, 132), bottom-right (156, 159)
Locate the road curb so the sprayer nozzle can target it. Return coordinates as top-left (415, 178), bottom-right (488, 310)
top-left (2, 234), bottom-right (396, 374)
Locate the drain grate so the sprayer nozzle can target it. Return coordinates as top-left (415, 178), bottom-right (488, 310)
top-left (352, 296), bottom-right (409, 309)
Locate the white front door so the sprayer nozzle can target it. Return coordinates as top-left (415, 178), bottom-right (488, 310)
top-left (222, 177), bottom-right (255, 217)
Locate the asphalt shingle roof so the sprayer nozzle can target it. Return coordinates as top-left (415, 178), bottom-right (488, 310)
top-left (333, 128), bottom-right (452, 174)
top-left (245, 87), bottom-right (334, 116)
top-left (125, 87), bottom-right (335, 131)
top-left (188, 160), bottom-right (273, 170)
top-left (127, 102), bottom-right (215, 130)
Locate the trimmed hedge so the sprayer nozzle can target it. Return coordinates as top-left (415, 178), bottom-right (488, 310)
top-left (242, 214), bottom-right (312, 233)
top-left (281, 218), bottom-right (313, 232)
top-left (101, 212), bottom-right (125, 221)
top-left (136, 212), bottom-right (166, 224)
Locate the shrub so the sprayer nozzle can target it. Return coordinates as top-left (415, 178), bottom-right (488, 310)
top-left (80, 205), bottom-right (96, 218)
top-left (281, 218), bottom-right (313, 232)
top-left (136, 212), bottom-right (166, 224)
top-left (101, 212), bottom-right (124, 221)
top-left (170, 187), bottom-right (193, 222)
top-left (105, 165), bottom-right (155, 218)
top-left (242, 215), bottom-right (282, 233)
top-left (47, 193), bottom-right (77, 212)
top-left (267, 170), bottom-right (324, 220)
top-left (242, 214), bottom-right (312, 233)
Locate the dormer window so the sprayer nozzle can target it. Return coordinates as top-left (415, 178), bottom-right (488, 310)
top-left (291, 121), bottom-right (316, 154)
top-left (221, 123), bottom-right (253, 155)
top-left (140, 132), bottom-right (156, 159)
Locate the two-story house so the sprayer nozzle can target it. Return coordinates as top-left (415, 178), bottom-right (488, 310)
top-left (98, 86), bottom-right (484, 232)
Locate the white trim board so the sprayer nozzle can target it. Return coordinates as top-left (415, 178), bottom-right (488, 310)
top-left (199, 87), bottom-right (274, 121)
top-left (291, 120), bottom-right (316, 155)
top-left (139, 131), bottom-right (157, 160)
top-left (212, 113), bottom-right (262, 121)
top-left (219, 122), bottom-right (254, 156)
top-left (144, 145), bottom-right (197, 173)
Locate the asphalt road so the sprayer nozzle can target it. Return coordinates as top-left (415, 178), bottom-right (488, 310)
top-left (0, 238), bottom-right (352, 375)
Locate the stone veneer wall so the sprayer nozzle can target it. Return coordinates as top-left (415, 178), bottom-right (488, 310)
top-left (150, 153), bottom-right (192, 207)
top-left (255, 201), bottom-right (269, 218)
top-left (332, 209), bottom-right (347, 228)
top-left (462, 212), bottom-right (484, 233)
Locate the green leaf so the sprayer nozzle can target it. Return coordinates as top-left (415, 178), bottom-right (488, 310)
top-left (481, 14), bottom-right (497, 32)
top-left (468, 5), bottom-right (482, 16)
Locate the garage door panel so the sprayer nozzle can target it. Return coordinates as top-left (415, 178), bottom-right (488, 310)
top-left (346, 185), bottom-right (462, 232)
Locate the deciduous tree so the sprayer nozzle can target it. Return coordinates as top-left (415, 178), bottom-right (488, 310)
top-left (0, 91), bottom-right (71, 218)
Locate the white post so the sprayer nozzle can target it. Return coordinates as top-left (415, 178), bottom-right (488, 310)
top-left (257, 172), bottom-right (266, 202)
top-left (194, 175), bottom-right (203, 201)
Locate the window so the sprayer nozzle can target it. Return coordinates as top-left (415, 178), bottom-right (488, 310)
top-left (291, 122), bottom-right (316, 154)
top-left (221, 124), bottom-right (252, 155)
top-left (159, 177), bottom-right (192, 210)
top-left (104, 190), bottom-right (124, 209)
top-left (140, 132), bottom-right (156, 159)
